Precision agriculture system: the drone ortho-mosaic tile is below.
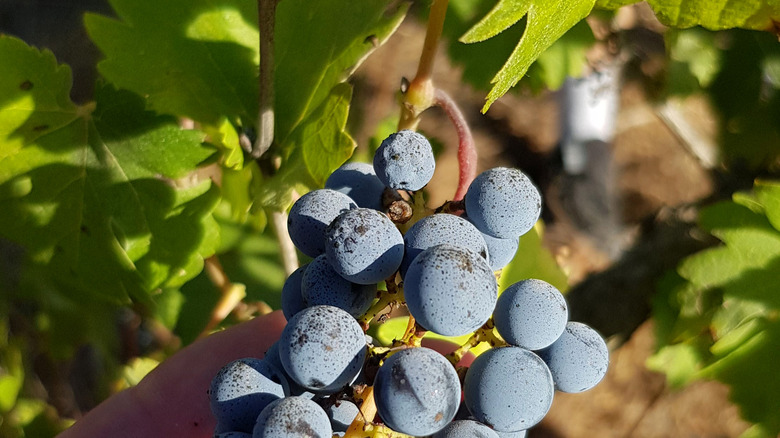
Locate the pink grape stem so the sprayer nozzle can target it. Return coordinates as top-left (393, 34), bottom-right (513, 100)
top-left (434, 88), bottom-right (476, 202)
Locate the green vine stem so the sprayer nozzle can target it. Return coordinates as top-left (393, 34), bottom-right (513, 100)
top-left (252, 0), bottom-right (279, 158)
top-left (269, 209), bottom-right (299, 276)
top-left (398, 0), bottom-right (448, 131)
top-left (358, 280), bottom-right (404, 331)
top-left (198, 256), bottom-right (247, 339)
top-left (445, 318), bottom-right (503, 365)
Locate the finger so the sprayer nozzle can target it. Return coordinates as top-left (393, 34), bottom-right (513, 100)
top-left (58, 311), bottom-right (287, 438)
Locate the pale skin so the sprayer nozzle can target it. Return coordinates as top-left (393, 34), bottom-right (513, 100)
top-left (58, 311), bottom-right (287, 438)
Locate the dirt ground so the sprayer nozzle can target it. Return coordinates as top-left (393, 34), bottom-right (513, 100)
top-left (353, 9), bottom-right (750, 438)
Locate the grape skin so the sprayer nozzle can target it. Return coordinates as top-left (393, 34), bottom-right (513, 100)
top-left (537, 322), bottom-right (609, 393)
top-left (464, 346), bottom-right (554, 432)
top-left (262, 342), bottom-right (316, 399)
top-left (253, 396), bottom-right (332, 438)
top-left (278, 306), bottom-right (367, 394)
top-left (400, 213), bottom-right (489, 278)
top-left (301, 255), bottom-right (376, 318)
top-left (325, 399), bottom-right (360, 436)
top-left (209, 358), bottom-right (289, 433)
top-left (404, 244), bottom-right (497, 337)
top-left (281, 264), bottom-right (308, 320)
top-left (465, 167), bottom-right (542, 239)
top-left (287, 189), bottom-right (356, 258)
top-left (480, 231), bottom-right (519, 271)
top-left (373, 347), bottom-right (461, 436)
top-left (325, 162), bottom-right (386, 211)
top-left (493, 279), bottom-right (568, 350)
top-left (432, 419), bottom-right (499, 437)
top-left (373, 130), bottom-right (435, 191)
top-left (325, 208), bottom-right (404, 284)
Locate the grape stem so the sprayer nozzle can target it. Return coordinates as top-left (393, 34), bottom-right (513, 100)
top-left (445, 318), bottom-right (502, 365)
top-left (342, 385), bottom-right (414, 438)
top-left (433, 89), bottom-right (476, 202)
top-left (198, 256), bottom-right (248, 339)
top-left (269, 209), bottom-right (300, 276)
top-left (397, 0), bottom-right (449, 131)
top-left (251, 0), bottom-right (279, 158)
top-left (343, 385), bottom-right (377, 437)
top-left (358, 282), bottom-right (403, 331)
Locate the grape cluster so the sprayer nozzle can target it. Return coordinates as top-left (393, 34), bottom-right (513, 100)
top-left (208, 130), bottom-right (609, 437)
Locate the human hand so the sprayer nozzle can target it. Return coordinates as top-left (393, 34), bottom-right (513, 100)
top-left (58, 311), bottom-right (287, 438)
top-left (57, 310), bottom-right (473, 438)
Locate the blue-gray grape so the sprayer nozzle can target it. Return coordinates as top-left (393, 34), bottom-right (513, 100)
top-left (481, 231), bottom-right (519, 271)
top-left (373, 130), bottom-right (435, 191)
top-left (493, 279), bottom-right (568, 350)
top-left (215, 432), bottom-right (252, 438)
top-left (537, 322), bottom-right (609, 393)
top-left (209, 358), bottom-right (288, 433)
top-left (325, 162), bottom-right (386, 211)
top-left (374, 347), bottom-right (460, 436)
top-left (281, 264), bottom-right (308, 320)
top-left (325, 400), bottom-right (360, 436)
top-left (301, 255), bottom-right (376, 317)
top-left (262, 342), bottom-right (316, 399)
top-left (253, 396), bottom-right (332, 438)
top-left (465, 167), bottom-right (541, 238)
top-left (288, 189), bottom-right (357, 258)
top-left (400, 213), bottom-right (489, 278)
top-left (325, 208), bottom-right (404, 284)
top-left (464, 346), bottom-right (554, 432)
top-left (404, 244), bottom-right (497, 336)
top-left (278, 306), bottom-right (367, 394)
top-left (433, 420), bottom-right (499, 438)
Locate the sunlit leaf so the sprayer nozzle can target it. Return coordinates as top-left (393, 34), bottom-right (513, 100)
top-left (460, 0), bottom-right (595, 111)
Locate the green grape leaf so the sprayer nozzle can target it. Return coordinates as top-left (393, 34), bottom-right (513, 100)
top-left (202, 118), bottom-right (245, 170)
top-left (754, 180), bottom-right (780, 232)
top-left (701, 319), bottom-right (780, 437)
top-left (460, 0), bottom-right (596, 111)
top-left (666, 28), bottom-right (722, 96)
top-left (647, 0), bottom-right (780, 31)
top-left (650, 181), bottom-right (780, 436)
top-left (444, 1), bottom-right (595, 93)
top-left (273, 0), bottom-right (408, 146)
top-left (594, 0), bottom-right (639, 9)
top-left (119, 357), bottom-right (160, 388)
top-left (680, 201), bottom-right (780, 309)
top-left (258, 83), bottom-right (356, 210)
top-left (85, 0), bottom-right (407, 140)
top-left (645, 340), bottom-right (708, 387)
top-left (0, 37), bottom-right (218, 305)
top-left (498, 223), bottom-right (569, 294)
top-left (85, 0), bottom-right (260, 125)
top-left (0, 340), bottom-right (23, 413)
top-left (595, 0), bottom-right (779, 30)
top-left (532, 20), bottom-right (595, 90)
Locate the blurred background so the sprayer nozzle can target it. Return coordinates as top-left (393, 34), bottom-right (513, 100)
top-left (1, 0), bottom-right (779, 436)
